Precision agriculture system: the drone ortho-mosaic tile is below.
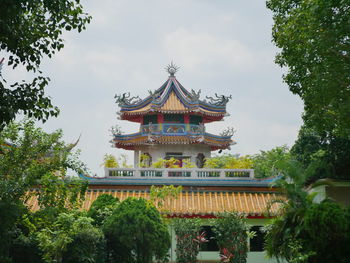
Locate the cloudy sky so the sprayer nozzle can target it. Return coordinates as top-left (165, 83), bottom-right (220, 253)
top-left (3, 0), bottom-right (303, 176)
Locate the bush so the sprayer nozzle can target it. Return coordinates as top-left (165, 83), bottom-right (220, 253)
top-left (103, 198), bottom-right (170, 263)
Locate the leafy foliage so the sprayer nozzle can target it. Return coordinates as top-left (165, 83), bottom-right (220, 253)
top-left (0, 120), bottom-right (88, 261)
top-left (139, 153), bottom-right (151, 168)
top-left (252, 145), bottom-right (291, 178)
top-left (204, 154), bottom-right (253, 169)
top-left (36, 212), bottom-right (105, 263)
top-left (182, 159), bottom-right (196, 168)
top-left (264, 160), bottom-right (350, 263)
top-left (150, 185), bottom-right (182, 210)
top-left (0, 200), bottom-right (28, 263)
top-left (172, 218), bottom-right (204, 263)
top-left (151, 157), bottom-right (180, 168)
top-left (266, 0), bottom-right (350, 137)
top-left (37, 173), bottom-right (87, 211)
top-left (103, 198), bottom-right (170, 263)
top-left (102, 154), bottom-right (119, 168)
top-left (87, 194), bottom-right (119, 226)
top-left (213, 212), bottom-right (249, 263)
top-left (291, 124), bottom-right (350, 181)
top-left (0, 120), bottom-right (87, 202)
top-left (0, 0), bottom-right (91, 128)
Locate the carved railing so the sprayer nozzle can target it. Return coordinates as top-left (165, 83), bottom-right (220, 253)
top-left (105, 168), bottom-right (254, 179)
top-left (140, 124), bottom-right (205, 135)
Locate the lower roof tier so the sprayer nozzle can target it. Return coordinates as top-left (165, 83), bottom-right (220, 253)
top-left (27, 187), bottom-right (281, 217)
top-left (113, 133), bottom-right (234, 151)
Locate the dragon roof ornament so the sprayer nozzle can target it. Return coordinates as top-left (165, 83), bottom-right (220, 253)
top-left (205, 93), bottom-right (232, 106)
top-left (115, 92), bottom-right (141, 106)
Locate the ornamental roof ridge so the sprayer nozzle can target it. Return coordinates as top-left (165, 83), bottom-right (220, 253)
top-left (117, 77), bottom-right (230, 113)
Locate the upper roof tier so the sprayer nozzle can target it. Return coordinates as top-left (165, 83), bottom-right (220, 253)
top-left (115, 74), bottom-right (232, 123)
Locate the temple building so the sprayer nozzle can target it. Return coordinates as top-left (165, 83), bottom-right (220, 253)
top-left (74, 64), bottom-right (280, 263)
top-left (113, 63), bottom-right (234, 168)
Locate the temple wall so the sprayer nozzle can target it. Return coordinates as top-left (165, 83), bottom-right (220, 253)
top-left (168, 218), bottom-right (278, 263)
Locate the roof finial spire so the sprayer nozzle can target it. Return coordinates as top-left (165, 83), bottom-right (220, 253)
top-left (165, 61), bottom-right (179, 77)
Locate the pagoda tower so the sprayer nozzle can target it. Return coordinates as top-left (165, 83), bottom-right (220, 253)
top-left (113, 63), bottom-right (235, 168)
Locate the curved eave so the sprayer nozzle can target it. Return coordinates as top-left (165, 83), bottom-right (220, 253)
top-left (112, 133), bottom-right (234, 150)
top-left (118, 77), bottom-right (228, 119)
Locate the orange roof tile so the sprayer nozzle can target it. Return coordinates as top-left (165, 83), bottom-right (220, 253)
top-left (26, 190), bottom-right (281, 217)
top-left (160, 91), bottom-right (188, 111)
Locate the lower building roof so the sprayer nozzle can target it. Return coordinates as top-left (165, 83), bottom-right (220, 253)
top-left (26, 189), bottom-right (281, 218)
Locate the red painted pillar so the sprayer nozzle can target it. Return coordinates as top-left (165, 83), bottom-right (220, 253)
top-left (157, 114), bottom-right (164, 132)
top-left (157, 113), bottom-right (164, 123)
top-left (184, 114), bottom-right (190, 131)
top-left (184, 114), bottom-right (190, 124)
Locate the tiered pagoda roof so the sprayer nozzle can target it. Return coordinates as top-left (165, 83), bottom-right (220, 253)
top-left (113, 132), bottom-right (234, 151)
top-left (113, 66), bottom-right (234, 151)
top-left (116, 76), bottom-right (231, 123)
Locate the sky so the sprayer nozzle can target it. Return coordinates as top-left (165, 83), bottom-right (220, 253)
top-left (3, 0), bottom-right (303, 176)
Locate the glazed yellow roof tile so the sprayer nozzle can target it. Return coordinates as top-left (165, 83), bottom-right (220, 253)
top-left (160, 91), bottom-right (188, 111)
top-left (26, 190), bottom-right (281, 216)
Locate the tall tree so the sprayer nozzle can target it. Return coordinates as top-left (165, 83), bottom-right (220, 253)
top-left (266, 0), bottom-right (350, 137)
top-left (0, 119), bottom-right (87, 262)
top-left (103, 198), bottom-right (170, 263)
top-left (0, 0), bottom-right (91, 129)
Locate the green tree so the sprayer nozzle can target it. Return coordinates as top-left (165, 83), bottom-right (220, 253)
top-left (36, 212), bottom-right (105, 263)
top-left (0, 120), bottom-right (87, 261)
top-left (252, 145), bottom-right (291, 178)
top-left (291, 124), bottom-right (350, 181)
top-left (264, 160), bottom-right (350, 263)
top-left (266, 0), bottom-right (350, 137)
top-left (102, 154), bottom-right (119, 168)
top-left (103, 198), bottom-right (170, 263)
top-left (172, 218), bottom-right (204, 263)
top-left (0, 0), bottom-right (91, 129)
top-left (204, 154), bottom-right (253, 169)
top-left (213, 212), bottom-right (249, 263)
top-left (87, 194), bottom-right (119, 226)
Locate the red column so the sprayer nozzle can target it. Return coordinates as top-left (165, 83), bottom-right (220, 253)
top-left (157, 113), bottom-right (164, 123)
top-left (184, 114), bottom-right (190, 131)
top-left (184, 114), bottom-right (190, 124)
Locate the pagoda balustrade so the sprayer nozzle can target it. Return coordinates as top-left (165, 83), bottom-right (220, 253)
top-left (105, 168), bottom-right (254, 179)
top-left (140, 123), bottom-right (205, 135)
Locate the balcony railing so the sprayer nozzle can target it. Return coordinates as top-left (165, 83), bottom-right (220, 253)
top-left (105, 168), bottom-right (254, 179)
top-left (140, 124), bottom-right (205, 135)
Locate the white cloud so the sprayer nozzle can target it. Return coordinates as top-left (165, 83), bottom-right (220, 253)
top-left (163, 28), bottom-right (255, 73)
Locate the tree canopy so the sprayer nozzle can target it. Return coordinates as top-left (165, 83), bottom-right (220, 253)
top-left (266, 0), bottom-right (350, 137)
top-left (103, 198), bottom-right (170, 263)
top-left (264, 160), bottom-right (350, 263)
top-left (87, 194), bottom-right (119, 226)
top-left (0, 0), bottom-right (91, 129)
top-left (0, 120), bottom-right (88, 262)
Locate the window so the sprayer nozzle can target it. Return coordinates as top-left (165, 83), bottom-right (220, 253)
top-left (164, 114), bottom-right (184, 123)
top-left (190, 115), bottom-right (203, 125)
top-left (143, 115), bottom-right (157, 124)
top-left (200, 226), bottom-right (219, 251)
top-left (165, 152), bottom-right (183, 157)
top-left (250, 226), bottom-right (265, 252)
